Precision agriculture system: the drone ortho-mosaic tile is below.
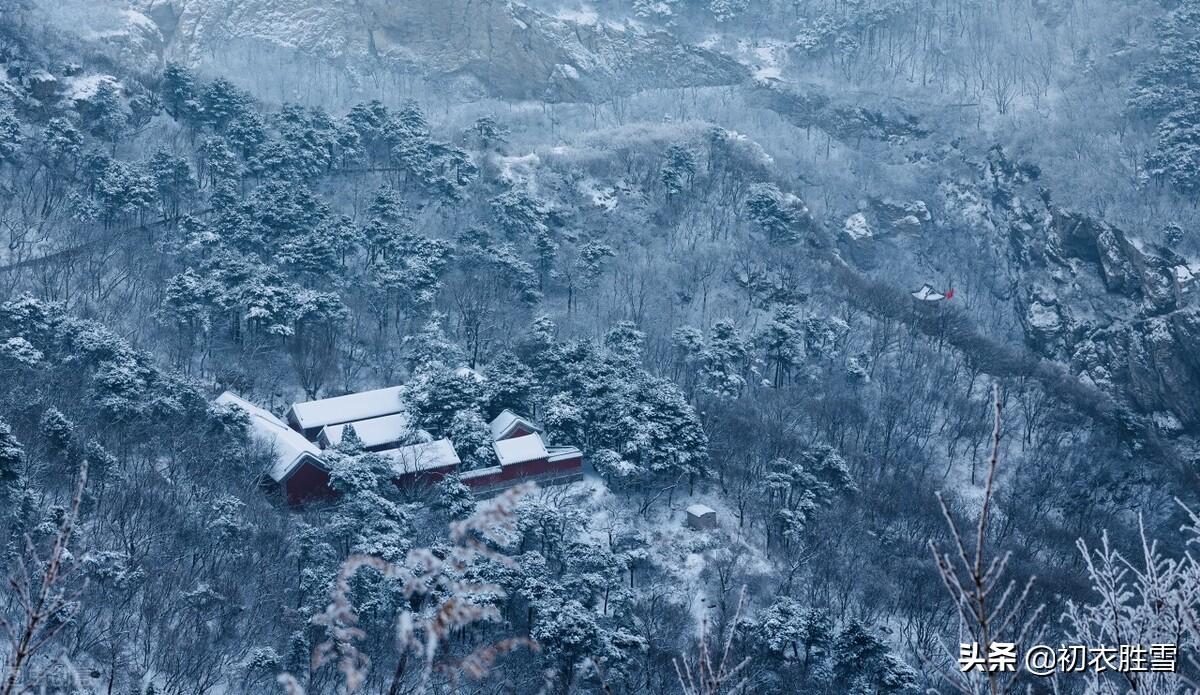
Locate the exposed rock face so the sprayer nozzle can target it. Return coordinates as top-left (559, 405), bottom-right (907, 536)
top-left (920, 146), bottom-right (1200, 436)
top-left (1077, 310), bottom-right (1200, 429)
top-left (1049, 209), bottom-right (1182, 316)
top-left (142, 0), bottom-right (746, 101)
top-left (745, 81), bottom-right (929, 142)
top-left (1014, 208), bottom-right (1198, 420)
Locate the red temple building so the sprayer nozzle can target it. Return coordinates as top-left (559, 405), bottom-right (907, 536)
top-left (218, 382), bottom-right (583, 506)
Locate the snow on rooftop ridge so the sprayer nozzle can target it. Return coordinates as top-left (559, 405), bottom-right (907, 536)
top-left (489, 409), bottom-right (542, 440)
top-left (378, 438), bottom-right (461, 475)
top-left (216, 391), bottom-right (322, 482)
top-left (493, 433), bottom-right (549, 466)
top-left (319, 411), bottom-right (411, 449)
top-left (686, 503), bottom-right (716, 516)
top-left (288, 385), bottom-right (404, 429)
top-left (547, 445), bottom-right (582, 462)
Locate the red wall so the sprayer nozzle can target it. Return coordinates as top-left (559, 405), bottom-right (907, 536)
top-left (282, 455), bottom-right (581, 506)
top-left (285, 460), bottom-right (338, 507)
top-left (393, 463), bottom-right (459, 489)
top-left (462, 455), bottom-right (582, 490)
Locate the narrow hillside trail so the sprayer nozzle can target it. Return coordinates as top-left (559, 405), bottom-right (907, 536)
top-left (818, 248), bottom-right (1185, 475)
top-left (0, 209), bottom-right (214, 275)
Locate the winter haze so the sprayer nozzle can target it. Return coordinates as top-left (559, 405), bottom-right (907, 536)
top-left (0, 0), bottom-right (1199, 693)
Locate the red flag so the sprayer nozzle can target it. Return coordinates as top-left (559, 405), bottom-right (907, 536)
top-left (945, 288), bottom-right (955, 299)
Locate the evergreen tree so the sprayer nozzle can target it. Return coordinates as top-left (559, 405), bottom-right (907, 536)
top-left (160, 62), bottom-right (200, 124)
top-left (78, 80), bottom-right (127, 147)
top-left (0, 417), bottom-right (23, 487)
top-left (746, 182), bottom-right (809, 245)
top-left (660, 142), bottom-right (697, 198)
top-left (482, 351), bottom-right (535, 417)
top-left (146, 148), bottom-right (197, 218)
top-left (445, 407), bottom-right (496, 470)
top-left (200, 78), bottom-right (250, 133)
top-left (0, 107), bottom-right (22, 163)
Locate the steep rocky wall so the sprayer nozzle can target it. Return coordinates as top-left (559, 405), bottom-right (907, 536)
top-left (143, 0), bottom-right (746, 101)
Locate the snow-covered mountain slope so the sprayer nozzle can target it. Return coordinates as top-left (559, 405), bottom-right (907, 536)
top-left (131, 0), bottom-right (747, 101)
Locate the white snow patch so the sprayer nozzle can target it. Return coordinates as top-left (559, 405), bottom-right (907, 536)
top-left (1154, 411), bottom-right (1184, 433)
top-left (64, 74), bottom-right (121, 101)
top-left (496, 152), bottom-right (541, 189)
top-left (843, 212), bottom-right (872, 240)
top-left (578, 178), bottom-right (618, 211)
top-left (1027, 301), bottom-right (1060, 331)
top-left (493, 433), bottom-right (550, 466)
top-left (379, 438), bottom-right (461, 474)
top-left (753, 65), bottom-right (782, 82)
top-left (1175, 264), bottom-right (1195, 286)
top-left (555, 6), bottom-right (599, 24)
top-left (123, 8), bottom-right (157, 32)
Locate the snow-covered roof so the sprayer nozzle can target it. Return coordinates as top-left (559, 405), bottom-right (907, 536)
top-left (216, 392), bottom-right (323, 482)
top-left (686, 504), bottom-right (716, 518)
top-left (318, 412), bottom-right (411, 449)
top-left (547, 445), bottom-right (582, 462)
top-left (378, 438), bottom-right (461, 475)
top-left (911, 284), bottom-right (945, 301)
top-left (493, 433), bottom-right (549, 466)
top-left (459, 464), bottom-right (501, 481)
top-left (489, 409), bottom-right (542, 440)
top-left (288, 386), bottom-right (404, 430)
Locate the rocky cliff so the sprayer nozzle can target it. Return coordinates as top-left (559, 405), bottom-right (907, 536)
top-left (138, 0), bottom-right (746, 101)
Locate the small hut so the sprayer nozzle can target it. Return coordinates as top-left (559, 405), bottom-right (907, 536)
top-left (686, 504), bottom-right (717, 530)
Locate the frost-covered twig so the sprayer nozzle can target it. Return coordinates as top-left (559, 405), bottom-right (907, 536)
top-left (929, 384), bottom-right (1042, 695)
top-left (673, 586), bottom-right (750, 695)
top-left (1063, 504), bottom-right (1200, 693)
top-left (1, 461), bottom-right (89, 695)
top-left (280, 484), bottom-right (535, 694)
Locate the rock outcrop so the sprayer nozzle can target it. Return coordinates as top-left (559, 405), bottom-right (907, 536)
top-left (745, 81), bottom-right (929, 143)
top-left (141, 0), bottom-right (747, 102)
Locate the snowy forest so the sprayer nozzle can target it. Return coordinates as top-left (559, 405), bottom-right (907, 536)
top-left (2, 0), bottom-right (1200, 692)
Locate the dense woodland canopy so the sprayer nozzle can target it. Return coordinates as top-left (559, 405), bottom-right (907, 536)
top-left (1, 0), bottom-right (1200, 692)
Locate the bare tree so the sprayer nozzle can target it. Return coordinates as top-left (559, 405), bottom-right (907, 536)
top-left (928, 385), bottom-right (1043, 695)
top-left (1, 461), bottom-right (89, 695)
top-left (673, 587), bottom-right (750, 695)
top-left (278, 485), bottom-right (536, 695)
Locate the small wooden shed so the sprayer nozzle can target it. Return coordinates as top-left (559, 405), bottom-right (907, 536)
top-left (686, 504), bottom-right (717, 530)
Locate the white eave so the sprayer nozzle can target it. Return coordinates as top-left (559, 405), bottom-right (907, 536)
top-left (216, 391), bottom-right (324, 482)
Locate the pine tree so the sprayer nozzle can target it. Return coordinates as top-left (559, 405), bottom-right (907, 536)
top-left (746, 182), bottom-right (809, 245)
top-left (79, 80), bottom-right (128, 147)
top-left (0, 108), bottom-right (22, 164)
top-left (146, 148), bottom-right (197, 218)
top-left (660, 143), bottom-right (697, 199)
top-left (445, 408), bottom-right (495, 470)
top-left (483, 351), bottom-right (535, 417)
top-left (200, 78), bottom-right (249, 132)
top-left (758, 304), bottom-right (805, 386)
top-left (160, 62), bottom-right (200, 124)
top-left (0, 417), bottom-right (23, 487)
top-left (39, 406), bottom-right (75, 455)
top-left (338, 424), bottom-right (364, 455)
